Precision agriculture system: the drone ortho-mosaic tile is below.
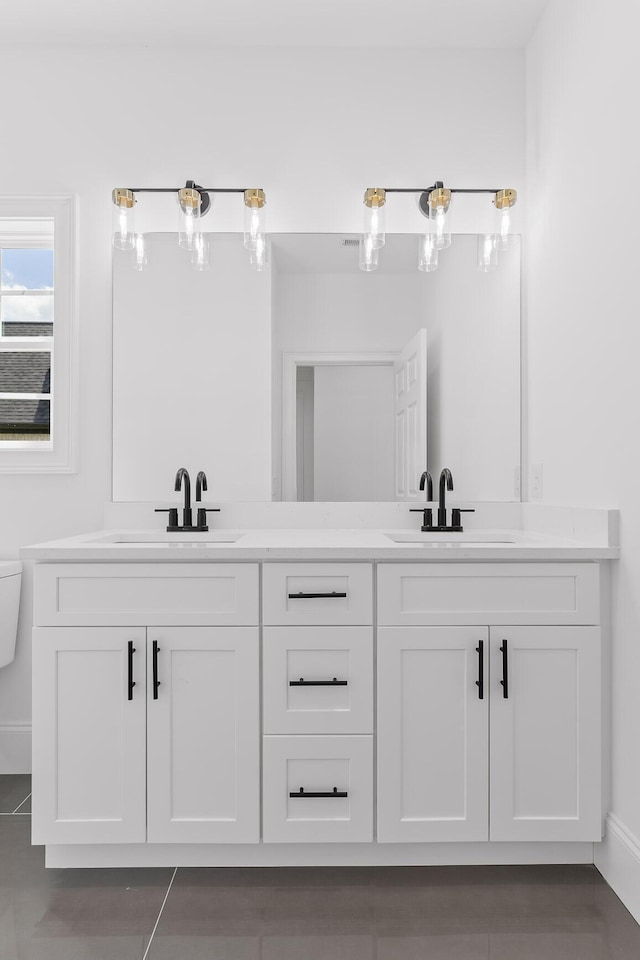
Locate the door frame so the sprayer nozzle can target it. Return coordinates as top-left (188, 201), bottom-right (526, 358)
top-left (282, 351), bottom-right (398, 501)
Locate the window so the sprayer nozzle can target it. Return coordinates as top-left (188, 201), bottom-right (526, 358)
top-left (0, 197), bottom-right (76, 472)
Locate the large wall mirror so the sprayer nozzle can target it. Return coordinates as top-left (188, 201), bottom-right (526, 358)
top-left (112, 233), bottom-right (520, 502)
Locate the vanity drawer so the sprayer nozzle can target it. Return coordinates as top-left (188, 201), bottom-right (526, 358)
top-left (262, 735), bottom-right (373, 843)
top-left (263, 627), bottom-right (373, 734)
top-left (263, 563), bottom-right (373, 626)
top-left (378, 562), bottom-right (600, 626)
top-left (33, 563), bottom-right (259, 626)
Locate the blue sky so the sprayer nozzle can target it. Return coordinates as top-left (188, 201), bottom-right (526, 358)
top-left (1, 249), bottom-right (54, 290)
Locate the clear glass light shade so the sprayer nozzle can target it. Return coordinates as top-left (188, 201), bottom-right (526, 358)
top-left (363, 203), bottom-right (385, 249)
top-left (132, 234), bottom-right (147, 271)
top-left (249, 234), bottom-right (268, 271)
top-left (178, 193), bottom-right (201, 250)
top-left (418, 234), bottom-right (439, 272)
top-left (477, 233), bottom-right (498, 272)
top-left (359, 235), bottom-right (379, 272)
top-left (112, 202), bottom-right (135, 250)
top-left (495, 204), bottom-right (515, 249)
top-left (244, 203), bottom-right (266, 250)
top-left (431, 202), bottom-right (452, 250)
top-left (191, 233), bottom-right (210, 271)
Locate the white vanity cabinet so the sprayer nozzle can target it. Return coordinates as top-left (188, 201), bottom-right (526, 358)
top-left (28, 550), bottom-right (607, 866)
top-left (31, 563), bottom-right (260, 846)
top-left (377, 564), bottom-right (602, 844)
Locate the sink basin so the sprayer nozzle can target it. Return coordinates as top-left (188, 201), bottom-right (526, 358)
top-left (385, 532), bottom-right (516, 545)
top-left (91, 532), bottom-right (244, 545)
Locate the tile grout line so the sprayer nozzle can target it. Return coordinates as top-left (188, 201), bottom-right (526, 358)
top-left (12, 792), bottom-right (32, 814)
top-left (142, 866), bottom-right (177, 960)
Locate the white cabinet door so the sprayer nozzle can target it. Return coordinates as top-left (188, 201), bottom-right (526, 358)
top-left (490, 626), bottom-right (601, 841)
top-left (147, 626), bottom-right (259, 843)
top-left (32, 627), bottom-right (146, 845)
top-left (377, 627), bottom-right (489, 842)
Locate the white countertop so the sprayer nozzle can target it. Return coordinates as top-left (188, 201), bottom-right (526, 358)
top-left (20, 528), bottom-right (620, 562)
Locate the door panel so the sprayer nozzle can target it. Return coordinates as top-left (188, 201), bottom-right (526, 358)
top-left (377, 626), bottom-right (489, 842)
top-left (147, 626), bottom-right (259, 843)
top-left (32, 627), bottom-right (146, 844)
top-left (489, 626), bottom-right (601, 841)
top-left (393, 329), bottom-right (427, 500)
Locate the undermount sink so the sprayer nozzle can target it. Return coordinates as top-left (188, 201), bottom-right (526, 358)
top-left (385, 532), bottom-right (516, 545)
top-left (93, 532), bottom-right (244, 545)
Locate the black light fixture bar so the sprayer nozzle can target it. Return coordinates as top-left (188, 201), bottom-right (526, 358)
top-left (383, 186), bottom-right (501, 195)
top-left (125, 187), bottom-right (250, 194)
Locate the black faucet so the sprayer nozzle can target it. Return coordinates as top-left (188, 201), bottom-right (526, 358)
top-left (410, 471), bottom-right (434, 531)
top-left (195, 470), bottom-right (220, 531)
top-left (175, 467), bottom-right (193, 529)
top-left (437, 468), bottom-right (454, 528)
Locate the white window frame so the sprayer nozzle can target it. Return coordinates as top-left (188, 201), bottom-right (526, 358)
top-left (0, 196), bottom-right (77, 473)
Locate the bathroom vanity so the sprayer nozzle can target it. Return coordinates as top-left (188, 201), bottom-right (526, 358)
top-left (23, 521), bottom-right (616, 868)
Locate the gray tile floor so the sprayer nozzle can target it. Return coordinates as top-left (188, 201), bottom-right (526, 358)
top-left (2, 776), bottom-right (640, 959)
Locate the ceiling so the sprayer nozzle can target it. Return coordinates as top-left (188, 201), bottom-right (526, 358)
top-left (0, 0), bottom-right (549, 47)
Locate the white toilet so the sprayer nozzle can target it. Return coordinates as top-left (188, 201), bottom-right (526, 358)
top-left (0, 561), bottom-right (22, 669)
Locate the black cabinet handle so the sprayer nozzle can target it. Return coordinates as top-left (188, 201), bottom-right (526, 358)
top-left (289, 677), bottom-right (348, 687)
top-left (289, 787), bottom-right (348, 798)
top-left (127, 640), bottom-right (136, 701)
top-left (287, 591), bottom-right (347, 599)
top-left (475, 640), bottom-right (484, 700)
top-left (500, 639), bottom-right (509, 698)
top-left (152, 640), bottom-right (161, 700)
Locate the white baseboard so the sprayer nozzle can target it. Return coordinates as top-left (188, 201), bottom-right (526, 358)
top-left (595, 813), bottom-right (640, 925)
top-left (46, 840), bottom-right (595, 869)
top-left (0, 723), bottom-right (31, 773)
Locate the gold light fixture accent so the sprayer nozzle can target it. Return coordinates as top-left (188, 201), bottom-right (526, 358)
top-left (428, 187), bottom-right (452, 214)
top-left (495, 188), bottom-right (517, 209)
top-left (244, 188), bottom-right (266, 209)
top-left (177, 186), bottom-right (201, 211)
top-left (363, 187), bottom-right (386, 208)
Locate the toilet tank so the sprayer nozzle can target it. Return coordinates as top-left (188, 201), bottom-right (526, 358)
top-left (0, 561), bottom-right (22, 669)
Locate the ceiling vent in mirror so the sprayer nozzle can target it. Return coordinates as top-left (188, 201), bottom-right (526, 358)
top-left (340, 237), bottom-right (360, 247)
top-left (360, 182), bottom-right (517, 273)
top-left (111, 180), bottom-right (268, 273)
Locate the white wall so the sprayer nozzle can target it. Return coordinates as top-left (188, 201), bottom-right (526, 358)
top-left (0, 43), bottom-right (525, 769)
top-left (526, 0), bottom-right (640, 916)
top-left (314, 365), bottom-right (395, 501)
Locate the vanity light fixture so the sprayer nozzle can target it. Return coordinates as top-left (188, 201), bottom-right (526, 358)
top-left (494, 188), bottom-right (517, 249)
top-left (111, 180), bottom-right (267, 272)
top-left (112, 189), bottom-right (136, 250)
top-left (360, 182), bottom-right (517, 272)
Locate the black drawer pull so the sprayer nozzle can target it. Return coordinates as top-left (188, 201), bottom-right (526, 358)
top-left (152, 640), bottom-right (161, 700)
top-left (289, 677), bottom-right (348, 687)
top-left (127, 640), bottom-right (136, 701)
top-left (500, 639), bottom-right (509, 699)
top-left (289, 787), bottom-right (348, 798)
top-left (288, 591), bottom-right (347, 599)
top-left (475, 639), bottom-right (484, 700)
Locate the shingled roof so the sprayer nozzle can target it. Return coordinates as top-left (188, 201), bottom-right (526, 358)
top-left (0, 353), bottom-right (50, 427)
